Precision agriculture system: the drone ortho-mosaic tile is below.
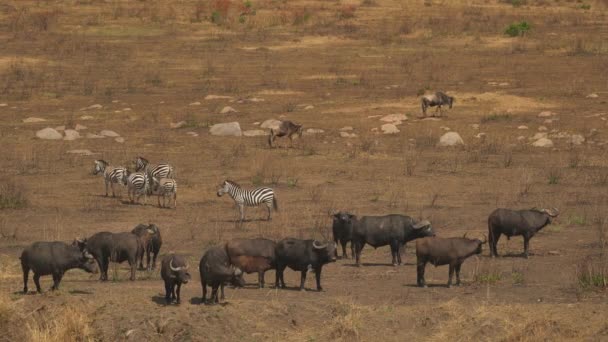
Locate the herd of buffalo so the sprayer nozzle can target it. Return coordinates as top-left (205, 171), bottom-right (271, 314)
top-left (19, 207), bottom-right (559, 304)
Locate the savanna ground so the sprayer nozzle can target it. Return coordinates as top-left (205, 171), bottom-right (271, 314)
top-left (1, 0), bottom-right (608, 340)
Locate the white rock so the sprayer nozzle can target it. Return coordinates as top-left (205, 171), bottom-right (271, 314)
top-left (531, 132), bottom-right (547, 140)
top-left (340, 132), bottom-right (358, 138)
top-left (260, 119), bottom-right (282, 130)
top-left (538, 126), bottom-right (548, 132)
top-left (63, 129), bottom-right (80, 141)
top-left (340, 126), bottom-right (354, 132)
top-left (421, 117), bottom-right (442, 121)
top-left (80, 115), bottom-right (94, 120)
top-left (305, 128), bottom-right (324, 134)
top-left (248, 97), bottom-right (265, 102)
top-left (75, 124), bottom-right (87, 131)
top-left (205, 95), bottom-right (233, 100)
top-left (0, 103), bottom-right (7, 107)
top-left (381, 124), bottom-right (400, 134)
top-left (518, 125), bottom-right (529, 130)
top-left (189, 101), bottom-right (201, 106)
top-left (440, 126), bottom-right (451, 131)
top-left (115, 137), bottom-right (125, 143)
top-left (67, 149), bottom-right (95, 156)
top-left (475, 133), bottom-right (487, 139)
top-left (36, 128), bottom-right (63, 140)
top-left (23, 117), bottom-right (46, 123)
top-left (517, 136), bottom-right (526, 141)
top-left (499, 82), bottom-right (510, 86)
top-left (587, 93), bottom-right (599, 98)
top-left (86, 133), bottom-right (105, 139)
top-left (210, 122), bottom-right (242, 137)
top-left (538, 111), bottom-right (555, 118)
top-left (570, 134), bottom-right (585, 145)
top-left (186, 132), bottom-right (199, 137)
top-left (532, 138), bottom-right (554, 147)
top-left (437, 132), bottom-right (464, 147)
top-left (100, 130), bottom-right (120, 137)
top-left (86, 104), bottom-right (102, 110)
top-left (171, 121), bottom-right (187, 129)
top-left (55, 126), bottom-right (66, 131)
top-left (471, 124), bottom-right (480, 130)
top-left (380, 114), bottom-right (407, 123)
top-left (544, 119), bottom-right (553, 124)
top-left (304, 105), bottom-right (314, 110)
top-left (253, 122), bottom-right (260, 125)
top-left (220, 106), bottom-right (237, 114)
top-left (122, 108), bottom-right (131, 111)
top-left (112, 100), bottom-right (119, 103)
top-left (243, 129), bottom-right (268, 137)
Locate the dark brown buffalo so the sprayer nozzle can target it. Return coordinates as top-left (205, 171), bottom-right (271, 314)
top-left (131, 223), bottom-right (162, 270)
top-left (416, 235), bottom-right (486, 288)
top-left (225, 238), bottom-right (276, 288)
top-left (21, 241), bottom-right (97, 293)
top-left (199, 246), bottom-right (245, 304)
top-left (332, 211), bottom-right (356, 259)
top-left (76, 232), bottom-right (141, 281)
top-left (275, 238), bottom-right (337, 291)
top-left (160, 254), bottom-right (191, 304)
top-left (268, 120), bottom-right (303, 148)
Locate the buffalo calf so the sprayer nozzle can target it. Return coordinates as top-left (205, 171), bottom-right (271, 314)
top-left (226, 238), bottom-right (276, 288)
top-left (275, 238), bottom-right (337, 291)
top-left (160, 254), bottom-right (191, 304)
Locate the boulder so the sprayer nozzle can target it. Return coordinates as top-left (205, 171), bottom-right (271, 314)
top-left (437, 132), bottom-right (464, 147)
top-left (531, 132), bottom-right (548, 140)
top-left (67, 149), bottom-right (95, 156)
top-left (170, 121), bottom-right (187, 129)
top-left (75, 124), bottom-right (87, 130)
top-left (23, 117), bottom-right (46, 123)
top-left (210, 122), bottom-right (242, 137)
top-left (86, 133), bottom-right (105, 139)
top-left (80, 115), bottom-right (94, 120)
top-left (570, 134), bottom-right (585, 145)
top-left (471, 124), bottom-right (480, 130)
top-left (475, 133), bottom-right (487, 139)
top-left (220, 106), bottom-right (237, 114)
top-left (380, 114), bottom-right (407, 124)
top-left (189, 101), bottom-right (201, 106)
top-left (205, 95), bottom-right (233, 100)
top-left (36, 128), bottom-right (63, 140)
top-left (304, 105), bottom-right (314, 110)
top-left (63, 129), bottom-right (80, 141)
top-left (340, 126), bottom-right (354, 132)
top-left (518, 125), bottom-right (529, 130)
top-left (517, 136), bottom-right (526, 141)
top-left (243, 130), bottom-right (267, 137)
top-left (305, 128), bottom-right (324, 135)
top-left (538, 126), bottom-right (548, 131)
top-left (440, 126), bottom-right (451, 131)
top-left (260, 119), bottom-right (282, 130)
top-left (532, 138), bottom-right (554, 148)
top-left (586, 93), bottom-right (599, 98)
top-left (186, 132), bottom-right (199, 137)
top-left (100, 130), bottom-right (120, 137)
top-left (81, 104), bottom-right (102, 111)
top-left (538, 111), bottom-right (555, 118)
top-left (381, 123), bottom-right (400, 134)
top-left (340, 132), bottom-right (357, 138)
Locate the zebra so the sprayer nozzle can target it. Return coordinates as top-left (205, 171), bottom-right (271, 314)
top-left (150, 177), bottom-right (177, 209)
top-left (134, 156), bottom-right (175, 180)
top-left (92, 160), bottom-right (129, 197)
top-left (216, 180), bottom-right (278, 225)
top-left (126, 172), bottom-right (150, 205)
top-left (421, 91), bottom-right (454, 117)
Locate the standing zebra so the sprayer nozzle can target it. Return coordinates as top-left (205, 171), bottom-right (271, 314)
top-left (216, 180), bottom-right (278, 225)
top-left (127, 172), bottom-right (150, 205)
top-left (151, 177), bottom-right (177, 209)
top-left (135, 156), bottom-right (174, 180)
top-left (92, 160), bottom-right (129, 197)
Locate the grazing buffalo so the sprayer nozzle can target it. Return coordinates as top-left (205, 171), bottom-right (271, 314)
top-left (160, 254), bottom-right (191, 304)
top-left (416, 235), bottom-right (487, 288)
top-left (332, 211), bottom-right (356, 259)
top-left (269, 120), bottom-right (303, 148)
top-left (225, 238), bottom-right (276, 288)
top-left (488, 208), bottom-right (559, 258)
top-left (76, 232), bottom-right (141, 281)
top-left (199, 246), bottom-right (245, 304)
top-left (421, 91), bottom-right (454, 117)
top-left (275, 238), bottom-right (337, 291)
top-left (131, 223), bottom-right (163, 271)
top-left (351, 215), bottom-right (435, 266)
top-left (21, 241), bottom-right (97, 293)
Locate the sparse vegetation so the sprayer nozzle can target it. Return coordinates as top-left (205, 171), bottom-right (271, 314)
top-left (505, 21), bottom-right (531, 37)
top-left (0, 182), bottom-right (28, 209)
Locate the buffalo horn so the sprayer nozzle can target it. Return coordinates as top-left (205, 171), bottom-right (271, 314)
top-left (169, 258), bottom-right (182, 272)
top-left (463, 232), bottom-right (468, 238)
top-left (413, 220), bottom-right (430, 229)
top-left (146, 228), bottom-right (155, 234)
top-left (312, 240), bottom-right (327, 249)
top-left (234, 267), bottom-right (242, 276)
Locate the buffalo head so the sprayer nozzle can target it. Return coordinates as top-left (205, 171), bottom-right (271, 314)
top-left (313, 240), bottom-right (337, 263)
top-left (169, 258), bottom-right (191, 284)
top-left (413, 220), bottom-right (435, 237)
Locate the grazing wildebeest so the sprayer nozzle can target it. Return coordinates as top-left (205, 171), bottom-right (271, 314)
top-left (416, 235), bottom-right (487, 288)
top-left (332, 211), bottom-right (356, 259)
top-left (199, 246), bottom-right (245, 304)
top-left (225, 238), bottom-right (276, 288)
top-left (131, 224), bottom-right (163, 271)
top-left (421, 92), bottom-right (454, 117)
top-left (275, 238), bottom-right (337, 291)
top-left (76, 232), bottom-right (141, 281)
top-left (160, 254), bottom-right (191, 304)
top-left (488, 208), bottom-right (559, 258)
top-left (268, 120), bottom-right (303, 148)
top-left (21, 241), bottom-right (97, 293)
top-left (351, 215), bottom-right (435, 266)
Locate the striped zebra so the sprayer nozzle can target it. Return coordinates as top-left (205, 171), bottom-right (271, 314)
top-left (135, 156), bottom-right (174, 180)
top-left (126, 172), bottom-right (150, 205)
top-left (92, 160), bottom-right (129, 197)
top-left (150, 177), bottom-right (177, 209)
top-left (216, 180), bottom-right (278, 225)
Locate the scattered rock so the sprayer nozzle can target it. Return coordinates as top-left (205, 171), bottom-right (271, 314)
top-left (80, 115), bottom-right (94, 120)
top-left (86, 133), bottom-right (105, 139)
top-left (220, 106), bottom-right (237, 114)
top-left (260, 119), bottom-right (282, 130)
top-left (340, 132), bottom-right (358, 138)
top-left (381, 123), bottom-right (400, 134)
top-left (112, 100), bottom-right (119, 103)
top-left (67, 149), bottom-right (95, 156)
top-left (304, 105), bottom-right (314, 110)
top-left (471, 124), bottom-right (480, 130)
top-left (248, 97), bottom-right (264, 102)
top-left (548, 250), bottom-right (560, 256)
top-left (570, 134), bottom-right (585, 145)
top-left (55, 126), bottom-right (66, 131)
top-left (0, 103), bottom-right (7, 107)
top-left (518, 125), bottom-right (529, 130)
top-left (36, 128), bottom-right (63, 140)
top-left (81, 104), bottom-right (102, 111)
top-left (586, 93), bottom-right (599, 98)
top-left (538, 126), bottom-right (548, 132)
top-left (243, 130), bottom-right (267, 137)
top-left (170, 121), bottom-right (187, 129)
top-left (210, 122), bottom-right (242, 137)
top-left (189, 101), bottom-right (201, 106)
top-left (440, 126), bottom-right (451, 131)
top-left (186, 132), bottom-right (199, 137)
top-left (538, 111), bottom-right (555, 118)
top-left (421, 117), bottom-right (442, 121)
top-left (544, 119), bottom-right (553, 124)
top-left (75, 124), bottom-right (87, 131)
top-left (115, 137), bottom-right (125, 143)
top-left (437, 132), bottom-right (464, 147)
top-left (100, 130), bottom-right (120, 137)
top-left (475, 133), bottom-right (487, 139)
top-left (305, 128), bottom-right (324, 135)
top-left (532, 138), bottom-right (554, 148)
top-left (23, 117), bottom-right (46, 123)
top-left (517, 136), bottom-right (526, 141)
top-left (123, 108), bottom-right (131, 111)
top-left (531, 132), bottom-right (548, 140)
top-left (380, 114), bottom-right (407, 124)
top-left (253, 122), bottom-right (260, 125)
top-left (499, 82), bottom-right (510, 86)
top-left (205, 95), bottom-right (233, 100)
top-left (340, 126), bottom-right (354, 132)
top-left (63, 129), bottom-right (80, 141)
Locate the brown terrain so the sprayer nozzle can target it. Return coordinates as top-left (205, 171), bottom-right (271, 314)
top-left (1, 0), bottom-right (608, 341)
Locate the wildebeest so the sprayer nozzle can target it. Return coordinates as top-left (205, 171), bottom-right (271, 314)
top-left (332, 211), bottom-right (356, 259)
top-left (421, 91), bottom-right (454, 117)
top-left (21, 241), bottom-right (97, 293)
top-left (275, 238), bottom-right (337, 291)
top-left (76, 232), bottom-right (141, 281)
top-left (225, 238), bottom-right (276, 288)
top-left (199, 246), bottom-right (245, 304)
top-left (268, 120), bottom-right (303, 148)
top-left (351, 215), bottom-right (435, 266)
top-left (488, 208), bottom-right (559, 258)
top-left (160, 254), bottom-right (191, 304)
top-left (131, 224), bottom-right (163, 271)
top-left (416, 235), bottom-right (487, 288)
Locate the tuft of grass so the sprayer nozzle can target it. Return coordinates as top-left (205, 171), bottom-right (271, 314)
top-left (475, 270), bottom-right (502, 284)
top-left (27, 307), bottom-right (94, 342)
top-left (568, 214), bottom-right (587, 226)
top-left (0, 182), bottom-right (28, 209)
top-left (512, 271), bottom-right (525, 286)
top-left (480, 113), bottom-right (512, 123)
top-left (287, 178), bottom-right (299, 188)
top-left (547, 168), bottom-right (561, 185)
top-left (329, 301), bottom-right (361, 340)
top-left (577, 257), bottom-right (608, 289)
top-left (505, 21), bottom-right (531, 37)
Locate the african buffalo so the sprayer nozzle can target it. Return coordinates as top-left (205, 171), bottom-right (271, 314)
top-left (21, 241), bottom-right (97, 293)
top-left (199, 246), bottom-right (245, 304)
top-left (332, 211), bottom-right (356, 259)
top-left (131, 223), bottom-right (163, 271)
top-left (76, 232), bottom-right (141, 281)
top-left (225, 238), bottom-right (276, 288)
top-left (416, 235), bottom-right (487, 288)
top-left (351, 215), bottom-right (435, 266)
top-left (160, 254), bottom-right (191, 304)
top-left (488, 208), bottom-right (559, 258)
top-left (275, 238), bottom-right (337, 291)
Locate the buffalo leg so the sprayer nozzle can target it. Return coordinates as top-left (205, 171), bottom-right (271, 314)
top-left (51, 272), bottom-right (63, 290)
top-left (129, 259), bottom-right (136, 281)
top-left (315, 267), bottom-right (323, 291)
top-left (354, 241), bottom-right (365, 266)
top-left (164, 282), bottom-right (172, 304)
top-left (201, 279), bottom-right (207, 303)
top-left (523, 235), bottom-right (530, 258)
top-left (417, 260), bottom-right (427, 288)
top-left (350, 242), bottom-right (355, 261)
top-left (258, 271), bottom-right (265, 288)
top-left (220, 283), bottom-right (225, 301)
top-left (448, 265), bottom-right (455, 288)
top-left (341, 240), bottom-right (348, 259)
top-left (211, 284), bottom-right (219, 304)
top-left (33, 273), bottom-right (42, 293)
top-left (22, 266), bottom-right (29, 294)
top-left (152, 251), bottom-right (158, 270)
top-left (389, 240), bottom-right (400, 266)
top-left (455, 264), bottom-right (462, 286)
top-left (299, 270), bottom-right (307, 291)
top-left (490, 231), bottom-right (501, 257)
top-left (275, 264), bottom-right (286, 288)
top-left (176, 283), bottom-right (182, 304)
top-left (146, 249), bottom-right (152, 271)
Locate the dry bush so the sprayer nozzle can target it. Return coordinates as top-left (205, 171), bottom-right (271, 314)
top-left (0, 181), bottom-right (28, 210)
top-left (27, 307), bottom-right (94, 342)
top-left (329, 300), bottom-right (362, 340)
top-left (473, 260), bottom-right (502, 284)
top-left (8, 7), bottom-right (61, 36)
top-left (576, 256), bottom-right (608, 289)
top-left (403, 150), bottom-right (420, 176)
top-left (0, 61), bottom-right (45, 100)
top-left (518, 168), bottom-right (534, 197)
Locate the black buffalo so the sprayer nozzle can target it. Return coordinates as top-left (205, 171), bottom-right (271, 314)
top-left (21, 241), bottom-right (97, 293)
top-left (332, 211), bottom-right (356, 259)
top-left (225, 238), bottom-right (276, 288)
top-left (275, 238), bottom-right (337, 291)
top-left (131, 223), bottom-right (162, 271)
top-left (160, 254), bottom-right (191, 304)
top-left (76, 232), bottom-right (141, 281)
top-left (199, 246), bottom-right (245, 304)
top-left (416, 235), bottom-right (487, 288)
top-left (488, 208), bottom-right (559, 258)
top-left (351, 215), bottom-right (435, 266)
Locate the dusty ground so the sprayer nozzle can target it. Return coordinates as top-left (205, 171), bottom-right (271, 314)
top-left (1, 0), bottom-right (608, 341)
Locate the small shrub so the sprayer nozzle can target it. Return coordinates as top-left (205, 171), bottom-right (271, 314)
top-left (403, 151), bottom-right (419, 176)
top-left (568, 214), bottom-right (587, 226)
top-left (511, 271), bottom-right (525, 285)
top-left (547, 168), bottom-right (561, 185)
top-left (577, 257), bottom-right (607, 289)
top-left (475, 269), bottom-right (502, 284)
top-left (287, 178), bottom-right (299, 188)
top-left (569, 152), bottom-right (581, 168)
top-left (579, 4), bottom-right (591, 10)
top-left (505, 21), bottom-right (531, 37)
top-left (503, 0), bottom-right (527, 7)
top-left (251, 173), bottom-right (264, 186)
top-left (292, 8), bottom-right (311, 25)
top-left (518, 168), bottom-right (533, 197)
top-left (480, 113), bottom-right (512, 123)
top-left (503, 149), bottom-right (513, 168)
top-left (0, 182), bottom-right (28, 209)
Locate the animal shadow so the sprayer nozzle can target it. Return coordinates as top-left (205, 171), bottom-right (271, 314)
top-left (342, 262), bottom-right (396, 268)
top-left (68, 289), bottom-right (93, 295)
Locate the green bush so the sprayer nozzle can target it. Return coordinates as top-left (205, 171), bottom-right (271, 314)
top-left (505, 21), bottom-right (531, 37)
